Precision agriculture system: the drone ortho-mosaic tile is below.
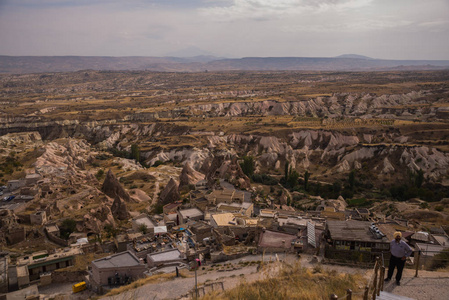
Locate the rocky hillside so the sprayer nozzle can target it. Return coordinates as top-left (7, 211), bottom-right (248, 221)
top-left (1, 70), bottom-right (448, 198)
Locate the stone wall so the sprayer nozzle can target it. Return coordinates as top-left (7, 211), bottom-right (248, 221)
top-left (45, 229), bottom-right (69, 247)
top-left (51, 270), bottom-right (87, 283)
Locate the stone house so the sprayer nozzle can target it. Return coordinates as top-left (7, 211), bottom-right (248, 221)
top-left (90, 251), bottom-right (146, 287)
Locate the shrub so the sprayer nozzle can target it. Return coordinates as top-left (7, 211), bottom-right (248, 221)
top-left (60, 219), bottom-right (77, 240)
top-left (435, 205), bottom-right (444, 212)
top-left (152, 160), bottom-right (164, 167)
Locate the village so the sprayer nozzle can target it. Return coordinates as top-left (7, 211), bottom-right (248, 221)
top-left (1, 167), bottom-right (448, 299)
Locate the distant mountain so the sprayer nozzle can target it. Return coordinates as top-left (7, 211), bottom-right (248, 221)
top-left (1, 55), bottom-right (449, 74)
top-left (335, 54), bottom-right (373, 60)
top-left (165, 46), bottom-right (216, 58)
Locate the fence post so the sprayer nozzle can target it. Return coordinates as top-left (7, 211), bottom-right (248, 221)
top-left (372, 257), bottom-right (380, 300)
top-left (330, 294), bottom-right (338, 300)
top-left (363, 285), bottom-right (369, 300)
top-left (379, 266), bottom-right (385, 293)
top-left (415, 251), bottom-right (421, 277)
top-left (346, 289), bottom-right (352, 300)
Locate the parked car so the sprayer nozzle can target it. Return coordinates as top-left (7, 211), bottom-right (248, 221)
top-left (3, 195), bottom-right (15, 202)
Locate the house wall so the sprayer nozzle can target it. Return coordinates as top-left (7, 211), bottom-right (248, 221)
top-left (6, 227), bottom-right (26, 245)
top-left (91, 264), bottom-right (146, 286)
top-left (28, 258), bottom-right (74, 281)
top-left (30, 211), bottom-right (47, 225)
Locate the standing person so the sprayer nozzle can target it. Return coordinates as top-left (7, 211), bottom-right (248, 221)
top-left (385, 231), bottom-right (413, 285)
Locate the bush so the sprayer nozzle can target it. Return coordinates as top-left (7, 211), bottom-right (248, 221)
top-left (59, 219), bottom-right (77, 240)
top-left (152, 160), bottom-right (164, 167)
top-left (95, 169), bottom-right (104, 180)
top-left (251, 174), bottom-right (279, 185)
top-left (435, 205), bottom-right (444, 212)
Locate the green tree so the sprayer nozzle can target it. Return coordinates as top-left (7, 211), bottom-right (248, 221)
top-left (284, 161), bottom-right (289, 181)
top-left (348, 170), bottom-right (356, 191)
top-left (131, 144), bottom-right (140, 162)
top-left (240, 156), bottom-right (255, 177)
top-left (415, 169), bottom-right (424, 188)
top-left (138, 224), bottom-right (148, 234)
top-left (287, 167), bottom-right (300, 188)
top-left (95, 169), bottom-right (104, 180)
top-left (60, 219), bottom-right (77, 240)
top-left (304, 170), bottom-right (311, 191)
top-left (104, 224), bottom-right (118, 238)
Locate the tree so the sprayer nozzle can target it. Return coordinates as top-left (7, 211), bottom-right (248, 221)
top-left (104, 224), bottom-right (118, 238)
top-left (131, 144), bottom-right (140, 162)
top-left (60, 219), bottom-right (77, 240)
top-left (138, 224), bottom-right (148, 234)
top-left (415, 169), bottom-right (424, 188)
top-left (304, 170), bottom-right (311, 191)
top-left (287, 167), bottom-right (300, 188)
top-left (95, 169), bottom-right (104, 180)
top-left (240, 156), bottom-right (255, 177)
top-left (284, 161), bottom-right (289, 181)
top-left (348, 170), bottom-right (356, 191)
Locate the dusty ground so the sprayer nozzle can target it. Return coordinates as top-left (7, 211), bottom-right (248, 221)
top-left (37, 254), bottom-right (449, 300)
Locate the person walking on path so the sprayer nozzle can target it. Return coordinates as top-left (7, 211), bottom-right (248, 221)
top-left (385, 231), bottom-right (413, 285)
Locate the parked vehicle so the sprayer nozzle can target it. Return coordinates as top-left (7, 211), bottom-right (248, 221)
top-left (72, 281), bottom-right (87, 293)
top-left (3, 195), bottom-right (15, 202)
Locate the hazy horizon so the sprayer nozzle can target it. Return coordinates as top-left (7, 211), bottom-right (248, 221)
top-left (1, 0), bottom-right (448, 60)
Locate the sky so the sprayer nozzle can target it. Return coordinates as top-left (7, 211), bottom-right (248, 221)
top-left (0, 0), bottom-right (448, 59)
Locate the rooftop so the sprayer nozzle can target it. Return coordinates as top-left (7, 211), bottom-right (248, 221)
top-left (327, 220), bottom-right (389, 243)
top-left (415, 243), bottom-right (446, 256)
top-left (92, 251), bottom-right (142, 269)
top-left (133, 215), bottom-right (155, 229)
top-left (179, 208), bottom-right (203, 219)
top-left (258, 230), bottom-right (297, 249)
top-left (147, 249), bottom-right (183, 263)
top-left (211, 213), bottom-right (238, 226)
top-left (433, 234), bottom-right (449, 247)
top-left (17, 248), bottom-right (82, 266)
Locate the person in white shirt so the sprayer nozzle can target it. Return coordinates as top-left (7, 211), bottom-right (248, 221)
top-left (385, 231), bottom-right (413, 285)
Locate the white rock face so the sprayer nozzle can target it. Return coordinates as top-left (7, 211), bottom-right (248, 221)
top-left (382, 157), bottom-right (395, 174)
top-left (113, 158), bottom-right (143, 172)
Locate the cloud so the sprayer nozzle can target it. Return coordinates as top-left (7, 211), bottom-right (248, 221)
top-left (200, 0), bottom-right (373, 21)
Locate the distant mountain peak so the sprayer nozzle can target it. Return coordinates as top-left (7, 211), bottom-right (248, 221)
top-left (165, 46), bottom-right (216, 58)
top-left (336, 54), bottom-right (373, 60)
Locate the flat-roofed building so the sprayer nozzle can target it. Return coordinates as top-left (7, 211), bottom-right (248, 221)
top-left (7, 180), bottom-right (25, 191)
top-left (206, 188), bottom-right (245, 205)
top-left (25, 173), bottom-right (42, 185)
top-left (189, 222), bottom-right (213, 243)
top-left (90, 251), bottom-right (146, 287)
top-left (17, 248), bottom-right (82, 281)
top-left (192, 197), bottom-right (208, 211)
top-left (433, 234), bottom-right (449, 247)
top-left (258, 230), bottom-right (297, 253)
top-left (16, 265), bottom-right (30, 288)
top-left (216, 202), bottom-right (254, 217)
top-left (147, 249), bottom-right (185, 268)
top-left (177, 208), bottom-right (204, 225)
top-left (44, 224), bottom-right (60, 237)
top-left (259, 209), bottom-right (277, 219)
top-left (163, 202), bottom-right (182, 214)
top-left (132, 214), bottom-right (155, 232)
top-left (30, 211), bottom-right (47, 225)
top-left (210, 213), bottom-right (238, 228)
top-left (325, 220), bottom-right (390, 261)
